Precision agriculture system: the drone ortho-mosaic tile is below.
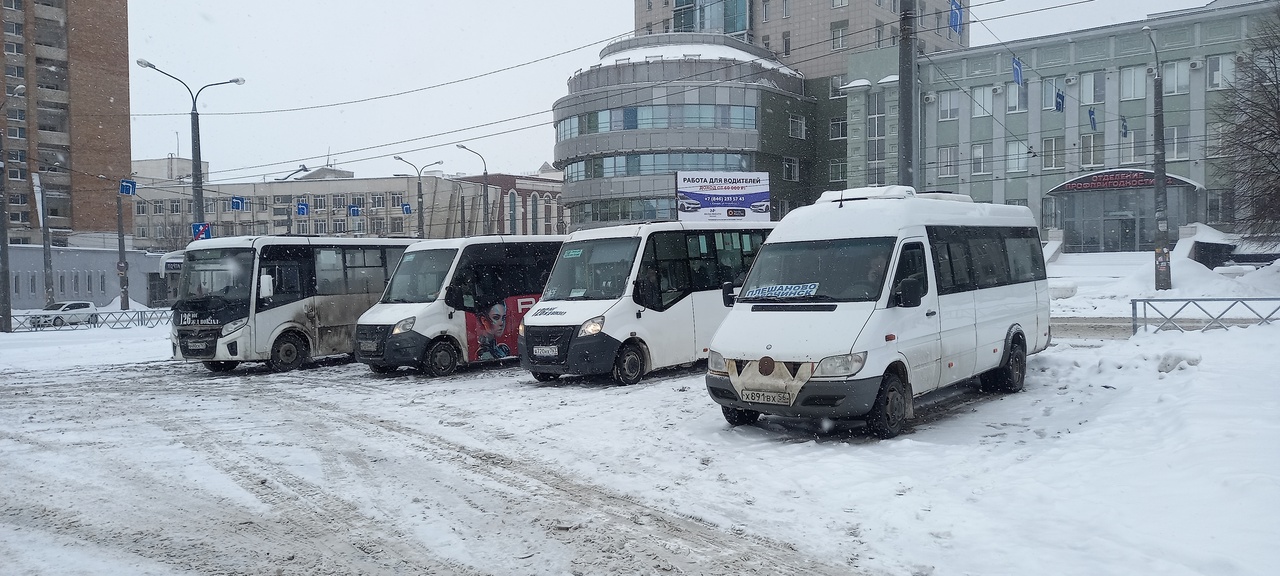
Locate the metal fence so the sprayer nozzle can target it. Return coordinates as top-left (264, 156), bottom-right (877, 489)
top-left (1131, 298), bottom-right (1280, 335)
top-left (10, 309), bottom-right (173, 332)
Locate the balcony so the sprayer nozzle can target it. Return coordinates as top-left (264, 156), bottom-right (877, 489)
top-left (32, 44), bottom-right (67, 62)
top-left (34, 3), bottom-right (67, 21)
top-left (36, 129), bottom-right (69, 147)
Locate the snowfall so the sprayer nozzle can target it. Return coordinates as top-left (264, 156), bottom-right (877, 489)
top-left (1, 252), bottom-right (1278, 576)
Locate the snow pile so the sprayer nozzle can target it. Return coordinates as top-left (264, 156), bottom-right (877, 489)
top-left (1052, 257), bottom-right (1280, 317)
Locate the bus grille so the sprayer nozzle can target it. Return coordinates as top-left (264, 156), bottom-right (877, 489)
top-left (178, 328), bottom-right (221, 359)
top-left (523, 326), bottom-right (575, 364)
top-left (356, 324), bottom-right (391, 357)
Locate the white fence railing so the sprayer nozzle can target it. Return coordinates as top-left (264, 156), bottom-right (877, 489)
top-left (10, 309), bottom-right (173, 332)
top-left (1131, 298), bottom-right (1280, 335)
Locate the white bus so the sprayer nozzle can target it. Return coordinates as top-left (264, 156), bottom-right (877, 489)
top-left (354, 235), bottom-right (564, 375)
top-left (706, 186), bottom-right (1050, 438)
top-left (519, 221), bottom-right (775, 384)
top-left (171, 236), bottom-right (419, 372)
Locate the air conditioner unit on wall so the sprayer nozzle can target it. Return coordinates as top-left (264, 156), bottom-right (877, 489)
top-left (991, 85), bottom-right (1003, 95)
top-left (923, 92), bottom-right (937, 103)
top-left (1236, 51), bottom-right (1250, 63)
top-left (1064, 76), bottom-right (1078, 85)
top-left (1147, 66), bottom-right (1158, 76)
top-left (1189, 60), bottom-right (1204, 70)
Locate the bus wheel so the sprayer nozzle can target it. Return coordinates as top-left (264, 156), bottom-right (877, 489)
top-left (866, 373), bottom-right (908, 439)
top-left (612, 343), bottom-right (645, 385)
top-left (722, 406), bottom-right (760, 426)
top-left (422, 340), bottom-right (459, 377)
top-left (203, 361), bottom-right (239, 373)
top-left (980, 339), bottom-right (1026, 393)
top-left (268, 333), bottom-right (308, 372)
top-left (531, 372), bottom-right (559, 382)
top-left (368, 364), bottom-right (398, 375)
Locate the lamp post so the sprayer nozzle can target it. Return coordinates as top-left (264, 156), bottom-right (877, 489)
top-left (394, 156), bottom-right (443, 239)
top-left (456, 144), bottom-right (490, 235)
top-left (0, 84), bottom-right (25, 332)
top-left (1143, 26), bottom-right (1172, 290)
top-left (277, 164), bottom-right (310, 235)
top-left (135, 59), bottom-right (244, 234)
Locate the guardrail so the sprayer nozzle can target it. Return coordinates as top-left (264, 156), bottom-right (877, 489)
top-left (1131, 298), bottom-right (1280, 335)
top-left (10, 309), bottom-right (173, 332)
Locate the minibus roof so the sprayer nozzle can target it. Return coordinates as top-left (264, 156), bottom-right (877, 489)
top-left (405, 234), bottom-right (567, 253)
top-left (769, 189), bottom-right (1037, 243)
top-left (564, 221), bottom-right (776, 242)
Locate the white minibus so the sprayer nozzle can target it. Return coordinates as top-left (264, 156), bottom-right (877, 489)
top-left (355, 236), bottom-right (564, 375)
top-left (171, 236), bottom-right (419, 372)
top-left (705, 186), bottom-right (1050, 438)
top-left (519, 221), bottom-right (775, 384)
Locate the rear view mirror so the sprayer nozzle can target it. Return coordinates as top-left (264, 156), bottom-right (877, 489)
top-left (721, 281), bottom-right (735, 308)
top-left (444, 285), bottom-right (463, 309)
top-left (893, 276), bottom-right (922, 308)
top-left (259, 274), bottom-right (274, 299)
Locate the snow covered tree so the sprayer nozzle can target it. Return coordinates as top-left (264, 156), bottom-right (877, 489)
top-left (1211, 5), bottom-right (1280, 238)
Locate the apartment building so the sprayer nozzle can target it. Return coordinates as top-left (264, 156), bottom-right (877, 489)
top-left (3, 0), bottom-right (131, 246)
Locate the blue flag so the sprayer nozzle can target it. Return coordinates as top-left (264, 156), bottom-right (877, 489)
top-left (1054, 90), bottom-right (1065, 112)
top-left (1012, 57), bottom-right (1023, 86)
top-left (1121, 116), bottom-right (1129, 137)
top-left (1088, 107), bottom-right (1097, 131)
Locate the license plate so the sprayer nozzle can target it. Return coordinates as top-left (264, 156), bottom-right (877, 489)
top-left (187, 342), bottom-right (207, 350)
top-left (740, 389), bottom-right (790, 405)
top-left (359, 340), bottom-right (378, 352)
top-left (533, 345), bottom-right (558, 357)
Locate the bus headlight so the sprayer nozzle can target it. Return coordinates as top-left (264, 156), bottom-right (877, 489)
top-left (578, 315), bottom-right (605, 337)
top-left (391, 317), bottom-right (416, 335)
top-left (707, 350), bottom-right (728, 375)
top-left (518, 319), bottom-right (525, 337)
top-left (221, 318), bottom-right (248, 337)
top-left (813, 352), bottom-right (867, 379)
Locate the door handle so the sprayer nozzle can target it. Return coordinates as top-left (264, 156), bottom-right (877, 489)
top-left (926, 310), bottom-right (937, 317)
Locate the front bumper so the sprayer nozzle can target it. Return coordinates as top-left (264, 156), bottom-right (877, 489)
top-left (704, 372), bottom-right (884, 419)
top-left (519, 326), bottom-right (622, 376)
top-left (354, 324), bottom-right (430, 368)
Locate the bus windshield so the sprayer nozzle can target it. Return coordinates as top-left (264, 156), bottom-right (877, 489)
top-left (738, 237), bottom-right (896, 303)
top-left (541, 237), bottom-right (640, 301)
top-left (177, 248), bottom-right (256, 305)
top-left (382, 248), bottom-right (458, 304)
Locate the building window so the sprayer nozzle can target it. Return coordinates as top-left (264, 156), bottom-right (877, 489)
top-left (333, 218), bottom-right (347, 233)
top-left (3, 22), bottom-right (20, 35)
top-left (971, 86), bottom-right (993, 117)
top-left (1042, 77), bottom-right (1064, 110)
top-left (1207, 55), bottom-right (1236, 90)
top-left (314, 220), bottom-right (327, 235)
top-left (831, 20), bottom-right (848, 50)
top-left (875, 22), bottom-right (885, 48)
top-left (1080, 70), bottom-right (1106, 104)
top-left (1041, 136), bottom-right (1065, 169)
top-left (830, 74), bottom-right (846, 98)
top-left (1164, 125), bottom-right (1189, 160)
top-left (866, 91), bottom-right (886, 176)
top-left (782, 31), bottom-right (791, 56)
top-left (762, 34), bottom-right (770, 51)
top-left (7, 167), bottom-right (24, 180)
top-left (971, 143), bottom-right (991, 175)
top-left (938, 146), bottom-right (958, 177)
top-left (829, 116), bottom-right (848, 140)
top-left (782, 0), bottom-right (791, 18)
top-left (833, 0), bottom-right (848, 6)
top-left (6, 126), bottom-right (24, 139)
top-left (1006, 141), bottom-right (1028, 172)
top-left (762, 0), bottom-right (770, 22)
top-left (2, 0), bottom-right (21, 10)
top-left (135, 201), bottom-right (147, 215)
top-left (135, 226), bottom-right (146, 238)
top-left (1120, 66), bottom-right (1146, 100)
top-left (788, 113), bottom-right (806, 139)
top-left (3, 42), bottom-right (21, 55)
top-left (1162, 61), bottom-right (1191, 95)
top-left (1081, 133), bottom-right (1104, 167)
top-left (4, 65), bottom-right (22, 78)
top-left (938, 89), bottom-right (960, 121)
top-left (1207, 122), bottom-right (1227, 157)
top-left (828, 159), bottom-right (848, 182)
top-left (782, 157), bottom-right (799, 181)
top-left (508, 190), bottom-right (518, 234)
top-left (1006, 81), bottom-right (1027, 113)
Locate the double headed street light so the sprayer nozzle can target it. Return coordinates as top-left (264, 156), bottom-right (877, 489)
top-left (394, 156), bottom-right (443, 238)
top-left (277, 164), bottom-right (311, 235)
top-left (135, 59), bottom-right (244, 233)
top-left (0, 84), bottom-right (25, 332)
top-left (1143, 26), bottom-right (1172, 290)
top-left (456, 144), bottom-right (490, 235)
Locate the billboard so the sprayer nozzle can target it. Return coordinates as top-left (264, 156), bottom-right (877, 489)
top-left (676, 171), bottom-right (770, 222)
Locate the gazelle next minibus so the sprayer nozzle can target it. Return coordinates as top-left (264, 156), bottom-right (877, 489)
top-left (518, 221), bottom-right (774, 384)
top-left (705, 186), bottom-right (1050, 438)
top-left (355, 236), bottom-right (564, 375)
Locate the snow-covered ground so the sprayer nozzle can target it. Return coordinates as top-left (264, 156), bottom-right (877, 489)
top-left (1, 255), bottom-right (1277, 575)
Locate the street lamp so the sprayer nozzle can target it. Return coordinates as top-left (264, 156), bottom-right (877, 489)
top-left (277, 164), bottom-right (310, 235)
top-left (456, 144), bottom-right (490, 235)
top-left (0, 84), bottom-right (25, 332)
top-left (394, 157), bottom-right (443, 239)
top-left (135, 59), bottom-right (244, 235)
top-left (1143, 26), bottom-right (1172, 290)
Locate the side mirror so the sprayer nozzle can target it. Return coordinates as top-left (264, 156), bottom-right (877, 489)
top-left (894, 277), bottom-right (923, 308)
top-left (444, 285), bottom-right (463, 309)
top-left (259, 274), bottom-right (274, 299)
top-left (721, 281), bottom-right (735, 308)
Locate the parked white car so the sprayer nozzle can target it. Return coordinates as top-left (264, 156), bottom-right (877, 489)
top-left (30, 301), bottom-right (100, 327)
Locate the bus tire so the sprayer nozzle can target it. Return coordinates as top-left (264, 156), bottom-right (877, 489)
top-left (866, 372), bottom-right (908, 439)
top-left (722, 406), bottom-right (760, 426)
top-left (203, 361), bottom-right (239, 373)
top-left (268, 333), bottom-right (308, 372)
top-left (612, 342), bottom-right (645, 385)
top-left (980, 339), bottom-right (1026, 393)
top-left (531, 372), bottom-right (559, 382)
top-left (421, 339), bottom-right (459, 377)
top-left (368, 364), bottom-right (398, 375)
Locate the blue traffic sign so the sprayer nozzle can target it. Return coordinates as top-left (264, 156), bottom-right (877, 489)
top-left (191, 222), bottom-right (211, 240)
top-left (401, 203), bottom-right (412, 215)
top-left (949, 0), bottom-right (962, 35)
top-left (230, 196), bottom-right (247, 211)
top-left (119, 179), bottom-right (137, 196)
top-left (348, 205), bottom-right (360, 217)
top-left (296, 202), bottom-right (309, 216)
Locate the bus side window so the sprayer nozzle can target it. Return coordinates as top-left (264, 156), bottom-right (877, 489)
top-left (891, 242), bottom-right (929, 297)
top-left (316, 248), bottom-right (345, 295)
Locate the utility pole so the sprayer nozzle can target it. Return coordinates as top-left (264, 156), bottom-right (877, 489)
top-left (898, 0), bottom-right (917, 188)
top-left (1144, 26), bottom-right (1172, 290)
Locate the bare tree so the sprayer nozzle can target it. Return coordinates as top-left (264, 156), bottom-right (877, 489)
top-left (1212, 5), bottom-right (1280, 238)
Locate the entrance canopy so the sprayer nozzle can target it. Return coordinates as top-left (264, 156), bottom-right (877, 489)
top-left (1047, 169), bottom-right (1204, 195)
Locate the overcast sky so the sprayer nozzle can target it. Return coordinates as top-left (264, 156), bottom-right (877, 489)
top-left (127, 0), bottom-right (1218, 184)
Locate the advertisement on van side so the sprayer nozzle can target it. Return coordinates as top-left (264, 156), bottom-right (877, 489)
top-left (676, 171), bottom-right (771, 222)
top-left (465, 294), bottom-right (541, 362)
